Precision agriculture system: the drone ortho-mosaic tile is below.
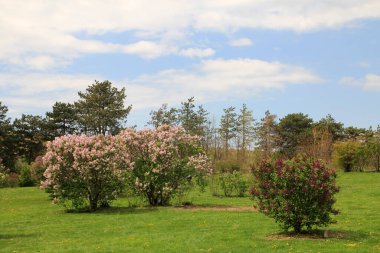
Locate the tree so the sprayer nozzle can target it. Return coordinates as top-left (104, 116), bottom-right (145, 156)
top-left (277, 113), bottom-right (313, 158)
top-left (0, 102), bottom-right (16, 170)
top-left (343, 126), bottom-right (366, 141)
top-left (316, 114), bottom-right (344, 141)
top-left (75, 80), bottom-right (131, 135)
top-left (219, 107), bottom-right (238, 157)
top-left (255, 110), bottom-right (279, 158)
top-left (46, 102), bottom-right (78, 136)
top-left (178, 97), bottom-right (197, 134)
top-left (177, 97), bottom-right (209, 136)
top-left (148, 103), bottom-right (178, 128)
top-left (13, 114), bottom-right (48, 164)
top-left (236, 104), bottom-right (255, 161)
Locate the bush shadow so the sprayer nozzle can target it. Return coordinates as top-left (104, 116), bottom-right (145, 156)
top-left (266, 229), bottom-right (370, 241)
top-left (0, 233), bottom-right (36, 240)
top-left (65, 206), bottom-right (159, 215)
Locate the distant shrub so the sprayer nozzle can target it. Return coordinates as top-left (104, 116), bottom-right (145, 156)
top-left (332, 140), bottom-right (362, 172)
top-left (31, 156), bottom-right (46, 183)
top-left (17, 159), bottom-right (35, 187)
top-left (250, 157), bottom-right (339, 233)
top-left (6, 173), bottom-right (20, 187)
top-left (215, 160), bottom-right (241, 173)
top-left (210, 171), bottom-right (248, 197)
top-left (0, 172), bottom-right (6, 188)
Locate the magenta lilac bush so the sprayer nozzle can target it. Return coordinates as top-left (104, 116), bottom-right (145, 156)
top-left (42, 134), bottom-right (131, 211)
top-left (119, 125), bottom-right (212, 206)
top-left (250, 156), bottom-right (339, 233)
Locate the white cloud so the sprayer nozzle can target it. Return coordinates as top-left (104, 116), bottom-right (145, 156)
top-left (341, 74), bottom-right (380, 91)
top-left (179, 48), bottom-right (215, 58)
top-left (0, 58), bottom-right (321, 119)
top-left (0, 0), bottom-right (379, 69)
top-left (229, 38), bottom-right (253, 47)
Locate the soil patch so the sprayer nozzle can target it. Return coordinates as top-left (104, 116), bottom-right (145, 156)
top-left (266, 230), bottom-right (347, 240)
top-left (175, 205), bottom-right (257, 211)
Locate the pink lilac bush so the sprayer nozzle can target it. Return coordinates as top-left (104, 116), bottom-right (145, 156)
top-left (119, 125), bottom-right (212, 206)
top-left (250, 156), bottom-right (339, 233)
top-left (42, 134), bottom-right (131, 211)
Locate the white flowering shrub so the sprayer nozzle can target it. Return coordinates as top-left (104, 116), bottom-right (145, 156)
top-left (119, 125), bottom-right (212, 206)
top-left (42, 135), bottom-right (131, 211)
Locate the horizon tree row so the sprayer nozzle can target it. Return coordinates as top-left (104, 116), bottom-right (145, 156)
top-left (1, 79), bottom-right (379, 173)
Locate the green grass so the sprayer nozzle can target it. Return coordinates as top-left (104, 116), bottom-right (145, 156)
top-left (1, 173), bottom-right (380, 252)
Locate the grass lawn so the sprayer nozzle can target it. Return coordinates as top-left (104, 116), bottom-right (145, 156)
top-left (1, 172), bottom-right (380, 252)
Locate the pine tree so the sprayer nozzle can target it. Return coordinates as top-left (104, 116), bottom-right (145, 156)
top-left (46, 102), bottom-right (78, 136)
top-left (255, 110), bottom-right (279, 158)
top-left (219, 107), bottom-right (238, 157)
top-left (148, 103), bottom-right (178, 128)
top-left (75, 80), bottom-right (131, 135)
top-left (237, 104), bottom-right (255, 161)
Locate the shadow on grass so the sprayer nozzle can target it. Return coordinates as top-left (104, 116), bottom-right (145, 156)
top-left (173, 202), bottom-right (256, 211)
top-left (0, 233), bottom-right (36, 240)
top-left (65, 206), bottom-right (159, 215)
top-left (266, 229), bottom-right (370, 241)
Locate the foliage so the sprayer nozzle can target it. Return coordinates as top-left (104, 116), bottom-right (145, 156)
top-left (31, 156), bottom-right (46, 183)
top-left (41, 134), bottom-right (130, 211)
top-left (277, 113), bottom-right (313, 158)
top-left (75, 80), bottom-right (132, 135)
top-left (0, 160), bottom-right (6, 187)
top-left (13, 114), bottom-right (50, 163)
top-left (362, 136), bottom-right (380, 171)
top-left (250, 157), bottom-right (339, 233)
top-left (46, 102), bottom-right (78, 136)
top-left (16, 159), bottom-right (35, 187)
top-left (219, 107), bottom-right (238, 156)
top-left (219, 171), bottom-right (248, 197)
top-left (332, 140), bottom-right (362, 172)
top-left (254, 110), bottom-right (279, 159)
top-left (0, 101), bottom-right (17, 170)
top-left (316, 114), bottom-right (344, 141)
top-left (148, 103), bottom-right (178, 128)
top-left (236, 104), bottom-right (255, 161)
top-left (214, 159), bottom-right (241, 173)
top-left (119, 125), bottom-right (212, 206)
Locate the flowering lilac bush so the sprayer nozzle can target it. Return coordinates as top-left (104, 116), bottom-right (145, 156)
top-left (119, 125), bottom-right (212, 206)
top-left (42, 135), bottom-right (131, 211)
top-left (250, 156), bottom-right (339, 233)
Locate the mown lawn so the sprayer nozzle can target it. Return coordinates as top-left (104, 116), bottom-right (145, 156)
top-left (1, 173), bottom-right (380, 252)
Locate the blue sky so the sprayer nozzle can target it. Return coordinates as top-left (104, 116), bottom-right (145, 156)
top-left (0, 1), bottom-right (379, 128)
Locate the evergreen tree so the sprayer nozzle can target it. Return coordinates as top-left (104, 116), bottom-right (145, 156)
top-left (219, 107), bottom-right (238, 157)
top-left (0, 102), bottom-right (16, 170)
top-left (255, 110), bottom-right (279, 158)
top-left (13, 114), bottom-right (47, 163)
top-left (75, 80), bottom-right (131, 135)
top-left (237, 104), bottom-right (255, 160)
top-left (148, 103), bottom-right (178, 128)
top-left (46, 102), bottom-right (78, 136)
top-left (178, 97), bottom-right (209, 137)
top-left (277, 113), bottom-right (313, 158)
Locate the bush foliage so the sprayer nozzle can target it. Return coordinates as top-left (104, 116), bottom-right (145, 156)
top-left (250, 156), bottom-right (339, 233)
top-left (41, 125), bottom-right (212, 210)
top-left (120, 125), bottom-right (212, 206)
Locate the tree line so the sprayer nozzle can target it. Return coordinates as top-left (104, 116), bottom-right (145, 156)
top-left (1, 80), bottom-right (379, 175)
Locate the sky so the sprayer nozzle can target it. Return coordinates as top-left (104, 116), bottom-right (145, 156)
top-left (0, 0), bottom-right (379, 129)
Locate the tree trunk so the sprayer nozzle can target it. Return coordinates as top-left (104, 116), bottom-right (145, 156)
top-left (89, 194), bottom-right (99, 211)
